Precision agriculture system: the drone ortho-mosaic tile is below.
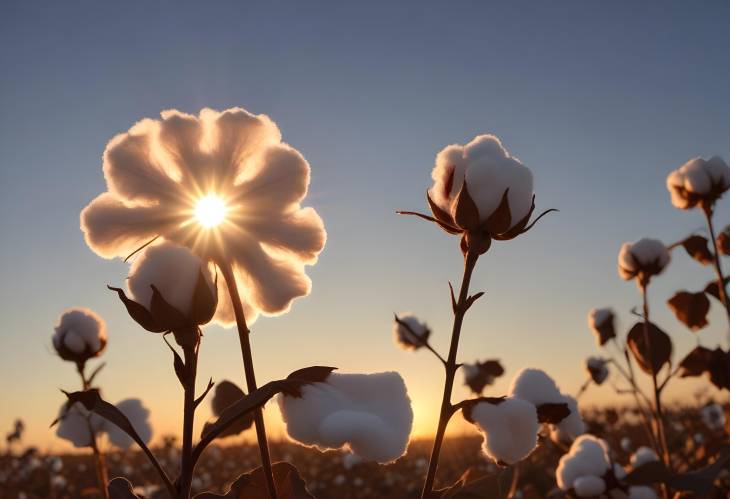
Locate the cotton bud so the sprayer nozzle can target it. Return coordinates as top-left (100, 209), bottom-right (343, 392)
top-left (462, 360), bottom-right (505, 394)
top-left (107, 399), bottom-right (152, 449)
top-left (618, 238), bottom-right (670, 286)
top-left (584, 357), bottom-right (609, 385)
top-left (415, 135), bottom-right (553, 255)
top-left (556, 435), bottom-right (612, 492)
top-left (630, 446), bottom-right (659, 468)
top-left (700, 403), bottom-right (726, 431)
top-left (109, 241), bottom-right (216, 347)
top-left (462, 397), bottom-right (539, 466)
top-left (587, 308), bottom-right (616, 346)
top-left (667, 156), bottom-right (730, 211)
top-left (278, 371), bottom-right (413, 463)
top-left (55, 402), bottom-right (106, 448)
top-left (392, 314), bottom-right (430, 350)
top-left (52, 308), bottom-right (107, 366)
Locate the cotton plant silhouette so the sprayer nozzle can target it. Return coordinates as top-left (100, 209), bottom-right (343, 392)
top-left (396, 134), bottom-right (568, 498)
top-left (574, 156), bottom-right (730, 499)
top-left (74, 107), bottom-right (414, 499)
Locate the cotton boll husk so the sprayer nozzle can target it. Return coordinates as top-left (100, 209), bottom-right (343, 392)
top-left (556, 435), bottom-right (611, 490)
top-left (555, 395), bottom-right (585, 439)
top-left (278, 371), bottom-right (413, 463)
top-left (128, 241), bottom-right (214, 315)
top-left (508, 368), bottom-right (563, 406)
top-left (628, 486), bottom-right (659, 499)
top-left (53, 308), bottom-right (107, 356)
top-left (430, 135), bottom-right (534, 228)
top-left (107, 399), bottom-right (152, 449)
top-left (573, 475), bottom-right (606, 497)
top-left (55, 402), bottom-right (106, 448)
top-left (630, 446), bottom-right (659, 468)
top-left (469, 397), bottom-right (539, 465)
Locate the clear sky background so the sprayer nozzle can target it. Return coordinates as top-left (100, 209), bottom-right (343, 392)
top-left (1, 1), bottom-right (729, 452)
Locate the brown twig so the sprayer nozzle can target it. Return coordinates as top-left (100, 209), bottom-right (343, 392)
top-left (77, 363), bottom-right (109, 499)
top-left (703, 206), bottom-right (730, 342)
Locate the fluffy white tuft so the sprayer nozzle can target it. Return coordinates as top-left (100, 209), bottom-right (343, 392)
top-left (469, 397), bottom-right (539, 465)
top-left (430, 135), bottom-right (533, 229)
top-left (278, 372), bottom-right (413, 463)
top-left (556, 434), bottom-right (611, 491)
top-left (393, 314), bottom-right (429, 350)
top-left (556, 395), bottom-right (585, 439)
top-left (128, 241), bottom-right (213, 315)
top-left (107, 399), bottom-right (152, 449)
top-left (630, 446), bottom-right (659, 468)
top-left (55, 402), bottom-right (106, 448)
top-left (508, 368), bottom-right (563, 406)
top-left (667, 156), bottom-right (730, 209)
top-left (53, 308), bottom-right (107, 356)
top-left (573, 475), bottom-right (606, 497)
top-left (618, 238), bottom-right (670, 281)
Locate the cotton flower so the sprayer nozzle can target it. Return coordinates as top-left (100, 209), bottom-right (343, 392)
top-left (667, 156), bottom-right (730, 210)
top-left (618, 238), bottom-right (670, 285)
top-left (392, 314), bottom-right (430, 350)
top-left (462, 360), bottom-right (505, 394)
top-left (630, 446), bottom-right (659, 468)
top-left (277, 371), bottom-right (413, 463)
top-left (584, 357), bottom-right (609, 385)
top-left (52, 308), bottom-right (107, 365)
top-left (55, 402), bottom-right (106, 448)
top-left (587, 308), bottom-right (616, 346)
top-left (409, 134), bottom-right (552, 254)
top-left (464, 397), bottom-right (539, 465)
top-left (700, 403), bottom-right (726, 431)
top-left (106, 399), bottom-right (152, 449)
top-left (556, 435), bottom-right (611, 492)
top-left (81, 107), bottom-right (326, 326)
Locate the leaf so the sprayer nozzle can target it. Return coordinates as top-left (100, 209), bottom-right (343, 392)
top-left (62, 389), bottom-right (150, 451)
top-left (107, 285), bottom-right (164, 333)
top-left (708, 348), bottom-right (730, 391)
top-left (483, 188), bottom-right (512, 236)
top-left (459, 396), bottom-right (507, 423)
top-left (667, 291), bottom-right (711, 331)
top-left (678, 346), bottom-right (714, 377)
top-left (536, 402), bottom-right (571, 424)
top-left (192, 268), bottom-right (218, 326)
top-left (162, 334), bottom-right (187, 385)
top-left (195, 462), bottom-right (314, 499)
top-left (626, 321), bottom-right (673, 375)
top-left (283, 366), bottom-right (337, 397)
top-left (454, 180), bottom-right (480, 230)
top-left (680, 235), bottom-right (713, 265)
top-left (108, 477), bottom-right (142, 499)
top-left (202, 380), bottom-right (254, 439)
top-left (704, 276), bottom-right (730, 301)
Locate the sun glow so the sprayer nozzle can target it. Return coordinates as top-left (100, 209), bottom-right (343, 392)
top-left (195, 195), bottom-right (227, 228)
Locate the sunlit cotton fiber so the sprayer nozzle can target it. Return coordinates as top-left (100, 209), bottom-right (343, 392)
top-left (106, 399), bottom-right (152, 449)
top-left (667, 156), bottom-right (730, 209)
top-left (556, 435), bottom-right (611, 491)
top-left (52, 308), bottom-right (107, 361)
top-left (618, 238), bottom-right (670, 281)
top-left (278, 372), bottom-right (413, 463)
top-left (468, 397), bottom-right (539, 465)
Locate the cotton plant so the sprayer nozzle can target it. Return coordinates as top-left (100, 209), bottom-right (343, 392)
top-left (396, 134), bottom-right (557, 498)
top-left (81, 108), bottom-right (326, 498)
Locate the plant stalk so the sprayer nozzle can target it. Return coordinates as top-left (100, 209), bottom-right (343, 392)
top-left (421, 250), bottom-right (479, 498)
top-left (178, 345), bottom-right (198, 499)
top-left (703, 206), bottom-right (730, 339)
top-left (217, 259), bottom-right (278, 499)
top-left (77, 363), bottom-right (109, 499)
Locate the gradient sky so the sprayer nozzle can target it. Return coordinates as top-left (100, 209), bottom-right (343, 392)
top-left (1, 1), bottom-right (729, 452)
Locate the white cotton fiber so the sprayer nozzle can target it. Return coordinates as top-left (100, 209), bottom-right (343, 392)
top-left (573, 475), bottom-right (606, 497)
top-left (469, 397), bottom-right (539, 465)
top-left (556, 434), bottom-right (611, 491)
top-left (278, 371), bottom-right (413, 463)
top-left (53, 308), bottom-right (107, 355)
top-left (556, 395), bottom-right (585, 439)
top-left (56, 402), bottom-right (106, 448)
top-left (630, 446), bottom-right (659, 468)
top-left (128, 241), bottom-right (214, 315)
top-left (508, 368), bottom-right (563, 406)
top-left (107, 399), bottom-right (153, 449)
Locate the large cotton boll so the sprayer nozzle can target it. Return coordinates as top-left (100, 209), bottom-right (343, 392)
top-left (508, 368), bottom-right (563, 406)
top-left (107, 399), bottom-right (152, 449)
top-left (468, 398), bottom-right (539, 465)
top-left (278, 372), bottom-right (413, 463)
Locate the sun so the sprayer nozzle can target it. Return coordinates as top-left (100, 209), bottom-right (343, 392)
top-left (195, 195), bottom-right (227, 228)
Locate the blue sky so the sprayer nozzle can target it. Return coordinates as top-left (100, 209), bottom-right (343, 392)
top-left (1, 1), bottom-right (729, 449)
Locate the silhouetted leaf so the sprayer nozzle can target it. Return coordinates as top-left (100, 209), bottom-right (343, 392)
top-left (107, 286), bottom-right (164, 333)
top-left (459, 396), bottom-right (507, 423)
top-left (202, 380), bottom-right (254, 439)
top-left (667, 291), bottom-right (711, 331)
top-left (626, 322), bottom-right (673, 375)
top-left (679, 346), bottom-right (714, 377)
top-left (454, 180), bottom-right (480, 230)
top-left (283, 366), bottom-right (337, 397)
top-left (537, 403), bottom-right (571, 424)
top-left (704, 276), bottom-right (730, 301)
top-left (681, 235), bottom-right (713, 265)
top-left (108, 477), bottom-right (142, 499)
top-left (195, 462), bottom-right (314, 499)
top-left (708, 348), bottom-right (730, 391)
